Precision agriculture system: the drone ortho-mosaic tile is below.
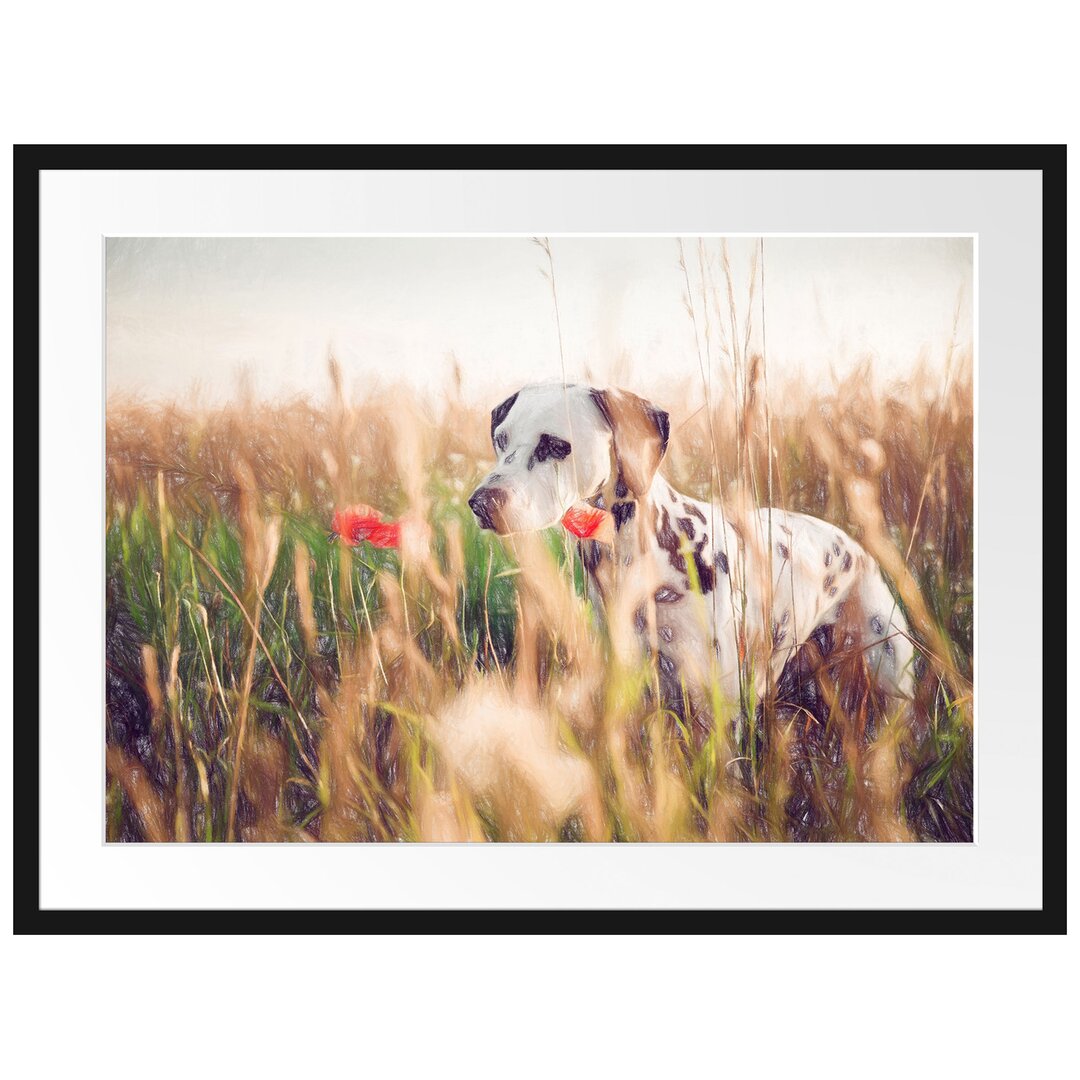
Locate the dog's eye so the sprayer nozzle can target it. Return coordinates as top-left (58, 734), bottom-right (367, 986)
top-left (533, 433), bottom-right (572, 463)
top-left (494, 431), bottom-right (509, 452)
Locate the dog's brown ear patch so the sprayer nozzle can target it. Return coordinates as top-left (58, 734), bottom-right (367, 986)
top-left (590, 387), bottom-right (670, 496)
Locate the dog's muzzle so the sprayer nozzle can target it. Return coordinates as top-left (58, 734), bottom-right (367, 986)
top-left (468, 486), bottom-right (508, 531)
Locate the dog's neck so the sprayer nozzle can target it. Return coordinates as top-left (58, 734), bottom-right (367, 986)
top-left (584, 469), bottom-right (724, 604)
top-left (584, 470), bottom-right (671, 574)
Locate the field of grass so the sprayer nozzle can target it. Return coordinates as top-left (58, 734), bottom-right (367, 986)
top-left (105, 349), bottom-right (973, 843)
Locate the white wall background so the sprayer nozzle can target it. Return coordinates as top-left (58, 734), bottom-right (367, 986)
top-left (6, 0), bottom-right (1070, 1073)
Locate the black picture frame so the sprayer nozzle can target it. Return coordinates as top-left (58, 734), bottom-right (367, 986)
top-left (15, 144), bottom-right (1064, 934)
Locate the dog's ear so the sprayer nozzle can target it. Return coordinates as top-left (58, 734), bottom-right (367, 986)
top-left (490, 391), bottom-right (520, 447)
top-left (589, 387), bottom-right (670, 496)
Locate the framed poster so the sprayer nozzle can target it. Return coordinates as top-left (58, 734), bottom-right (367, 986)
top-left (17, 146), bottom-right (1062, 930)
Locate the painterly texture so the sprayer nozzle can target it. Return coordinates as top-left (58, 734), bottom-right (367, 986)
top-left (106, 347), bottom-right (973, 842)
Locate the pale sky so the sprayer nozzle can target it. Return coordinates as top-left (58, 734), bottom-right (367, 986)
top-left (106, 236), bottom-right (973, 406)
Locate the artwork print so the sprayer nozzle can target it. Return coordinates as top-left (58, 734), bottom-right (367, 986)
top-left (105, 236), bottom-right (974, 842)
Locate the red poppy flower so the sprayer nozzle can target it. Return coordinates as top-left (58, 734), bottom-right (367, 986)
top-left (361, 521), bottom-right (401, 548)
top-left (561, 504), bottom-right (613, 542)
top-left (331, 504), bottom-right (401, 549)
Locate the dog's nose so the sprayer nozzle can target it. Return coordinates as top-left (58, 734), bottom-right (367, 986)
top-left (468, 486), bottom-right (507, 531)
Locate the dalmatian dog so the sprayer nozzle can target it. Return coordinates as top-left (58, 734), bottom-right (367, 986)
top-left (468, 382), bottom-right (916, 727)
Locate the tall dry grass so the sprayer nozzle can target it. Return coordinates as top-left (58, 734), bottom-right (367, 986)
top-left (105, 335), bottom-right (973, 842)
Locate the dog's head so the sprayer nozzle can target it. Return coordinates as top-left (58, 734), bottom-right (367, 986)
top-left (468, 383), bottom-right (670, 535)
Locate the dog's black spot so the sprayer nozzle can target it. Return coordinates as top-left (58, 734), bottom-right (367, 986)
top-left (650, 407), bottom-right (671, 458)
top-left (668, 486), bottom-right (678, 502)
top-left (685, 503), bottom-right (707, 524)
top-left (655, 508), bottom-right (715, 592)
top-left (677, 516), bottom-right (696, 541)
top-left (613, 501), bottom-right (636, 531)
top-left (490, 392), bottom-right (518, 446)
top-left (832, 542), bottom-right (842, 557)
top-left (716, 550), bottom-right (729, 575)
top-left (494, 432), bottom-right (508, 452)
top-left (615, 475), bottom-right (629, 499)
top-left (654, 586), bottom-right (682, 604)
top-left (824, 550), bottom-right (832, 567)
top-left (528, 432), bottom-right (571, 470)
top-left (777, 542), bottom-right (789, 561)
top-left (692, 549), bottom-right (715, 595)
top-left (658, 652), bottom-right (677, 679)
top-left (656, 507), bottom-right (687, 574)
top-left (823, 574), bottom-right (835, 592)
top-left (659, 625), bottom-right (674, 643)
top-left (841, 551), bottom-right (852, 573)
top-left (488, 473), bottom-right (503, 484)
top-left (870, 615), bottom-right (885, 636)
top-left (633, 605), bottom-right (647, 633)
top-left (581, 539), bottom-right (605, 575)
top-left (504, 451), bottom-right (516, 465)
top-left (828, 587), bottom-right (838, 598)
top-left (772, 622), bottom-right (786, 647)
